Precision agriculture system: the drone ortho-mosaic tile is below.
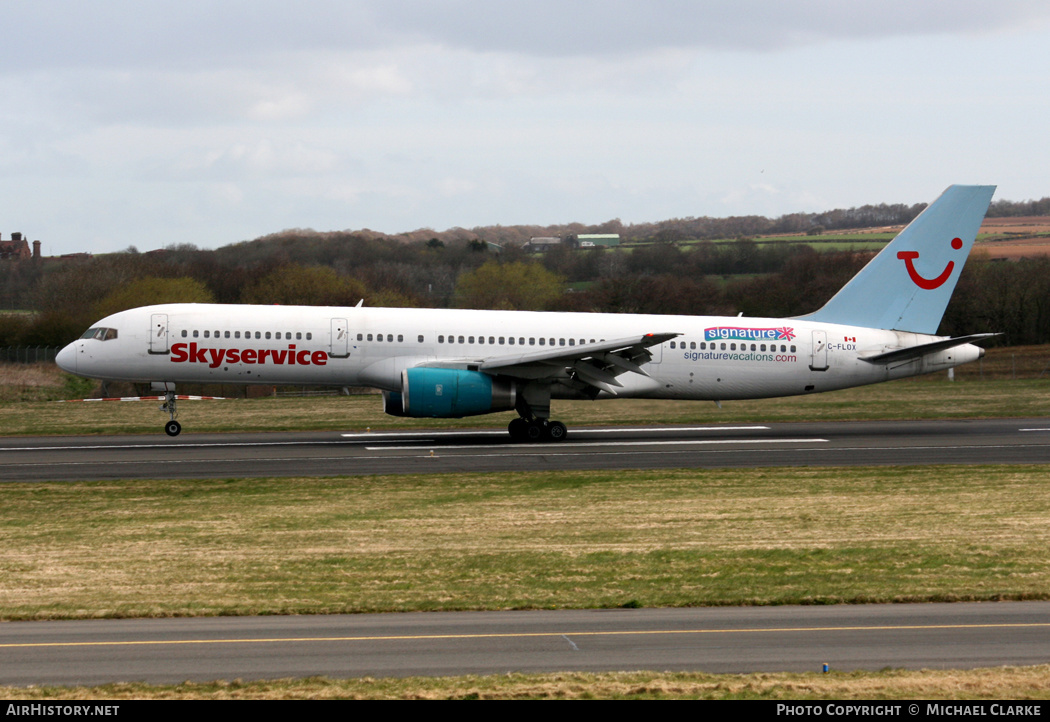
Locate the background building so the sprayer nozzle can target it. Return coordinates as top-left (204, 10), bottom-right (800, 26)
top-left (0, 232), bottom-right (40, 260)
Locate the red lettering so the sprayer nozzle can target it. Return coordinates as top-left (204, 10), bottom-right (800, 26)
top-left (167, 344), bottom-right (327, 366)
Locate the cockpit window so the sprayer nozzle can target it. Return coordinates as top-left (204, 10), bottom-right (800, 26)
top-left (80, 327), bottom-right (118, 341)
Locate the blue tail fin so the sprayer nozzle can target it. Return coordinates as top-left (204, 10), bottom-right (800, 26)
top-left (798, 184), bottom-right (995, 334)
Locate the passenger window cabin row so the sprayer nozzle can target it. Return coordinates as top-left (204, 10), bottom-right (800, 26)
top-left (355, 334), bottom-right (605, 347)
top-left (669, 340), bottom-right (797, 353)
top-left (172, 330), bottom-right (795, 355)
top-left (180, 330), bottom-right (313, 340)
top-left (436, 336), bottom-right (599, 347)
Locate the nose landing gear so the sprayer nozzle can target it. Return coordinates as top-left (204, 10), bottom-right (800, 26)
top-left (161, 391), bottom-right (181, 437)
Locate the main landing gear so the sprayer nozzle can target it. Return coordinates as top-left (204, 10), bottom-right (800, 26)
top-left (507, 417), bottom-right (568, 443)
top-left (507, 381), bottom-right (567, 442)
top-left (161, 391), bottom-right (181, 437)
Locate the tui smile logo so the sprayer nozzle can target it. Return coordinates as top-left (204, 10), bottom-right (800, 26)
top-left (897, 237), bottom-right (963, 290)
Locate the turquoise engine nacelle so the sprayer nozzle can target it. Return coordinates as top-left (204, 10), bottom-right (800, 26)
top-left (384, 368), bottom-right (517, 418)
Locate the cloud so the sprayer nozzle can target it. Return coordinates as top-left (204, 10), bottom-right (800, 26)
top-left (376, 0), bottom-right (1050, 55)
top-left (4, 1), bottom-right (1048, 76)
top-left (436, 176), bottom-right (478, 197)
top-left (193, 139), bottom-right (342, 178)
top-left (2, 1), bottom-right (1050, 254)
top-left (0, 1), bottom-right (387, 72)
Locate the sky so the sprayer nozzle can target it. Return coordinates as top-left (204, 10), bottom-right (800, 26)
top-left (2, 1), bottom-right (1049, 255)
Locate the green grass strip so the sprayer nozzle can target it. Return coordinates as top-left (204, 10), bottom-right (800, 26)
top-left (2, 376), bottom-right (1049, 436)
top-left (4, 667), bottom-right (1050, 700)
top-left (3, 465), bottom-right (1049, 620)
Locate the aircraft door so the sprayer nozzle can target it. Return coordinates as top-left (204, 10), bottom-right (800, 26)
top-left (648, 342), bottom-right (663, 365)
top-left (149, 314), bottom-right (169, 354)
top-left (810, 330), bottom-right (828, 371)
top-left (330, 318), bottom-right (350, 358)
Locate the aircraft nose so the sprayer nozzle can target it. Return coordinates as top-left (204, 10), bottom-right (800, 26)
top-left (56, 342), bottom-right (77, 374)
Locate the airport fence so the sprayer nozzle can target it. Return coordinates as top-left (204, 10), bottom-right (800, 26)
top-left (952, 345), bottom-right (1050, 380)
top-left (0, 346), bottom-right (60, 364)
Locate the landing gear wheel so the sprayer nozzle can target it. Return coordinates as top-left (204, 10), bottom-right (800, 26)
top-left (547, 420), bottom-right (567, 442)
top-left (508, 417), bottom-right (528, 442)
top-left (159, 390), bottom-right (183, 436)
top-left (525, 420), bottom-right (547, 442)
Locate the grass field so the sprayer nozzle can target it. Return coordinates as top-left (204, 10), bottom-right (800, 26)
top-left (3, 667), bottom-right (1050, 700)
top-left (4, 375), bottom-right (1049, 436)
top-left (622, 219), bottom-right (1050, 259)
top-left (3, 465), bottom-right (1049, 620)
top-left (3, 463), bottom-right (1050, 698)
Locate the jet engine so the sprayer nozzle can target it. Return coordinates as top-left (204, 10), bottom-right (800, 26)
top-left (382, 368), bottom-right (516, 418)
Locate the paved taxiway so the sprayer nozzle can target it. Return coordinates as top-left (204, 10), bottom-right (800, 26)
top-left (1, 418), bottom-right (1049, 482)
top-left (3, 419), bottom-right (1048, 685)
top-left (2, 602), bottom-right (1049, 685)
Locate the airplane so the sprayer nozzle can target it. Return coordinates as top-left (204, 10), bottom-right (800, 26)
top-left (56, 184), bottom-right (997, 441)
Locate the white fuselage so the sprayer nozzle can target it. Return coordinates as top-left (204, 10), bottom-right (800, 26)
top-left (57, 303), bottom-right (983, 401)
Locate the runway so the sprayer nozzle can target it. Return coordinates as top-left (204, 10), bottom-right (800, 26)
top-left (3, 419), bottom-right (1049, 687)
top-left (2, 602), bottom-right (1049, 686)
top-left (1, 417), bottom-right (1049, 482)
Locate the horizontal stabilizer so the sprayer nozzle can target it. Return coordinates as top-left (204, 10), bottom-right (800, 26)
top-left (859, 333), bottom-right (998, 364)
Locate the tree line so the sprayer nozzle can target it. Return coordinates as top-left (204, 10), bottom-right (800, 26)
top-left (1, 241), bottom-right (1049, 350)
top-left (1, 194), bottom-right (1049, 349)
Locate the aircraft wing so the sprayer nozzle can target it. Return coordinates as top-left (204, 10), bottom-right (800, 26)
top-left (421, 332), bottom-right (680, 395)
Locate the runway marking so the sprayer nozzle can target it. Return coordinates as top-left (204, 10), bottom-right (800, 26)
top-left (367, 439), bottom-right (827, 451)
top-left (0, 427), bottom-right (772, 453)
top-left (343, 431), bottom-right (507, 438)
top-left (3, 444), bottom-right (1049, 472)
top-left (800, 444), bottom-right (1050, 453)
top-left (364, 439), bottom-right (436, 444)
top-left (341, 426), bottom-right (770, 439)
top-left (7, 424), bottom-right (1044, 456)
top-left (4, 621), bottom-right (1048, 650)
top-left (0, 440), bottom-right (356, 452)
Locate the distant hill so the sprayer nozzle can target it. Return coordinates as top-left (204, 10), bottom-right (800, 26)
top-left (249, 197), bottom-right (1049, 249)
